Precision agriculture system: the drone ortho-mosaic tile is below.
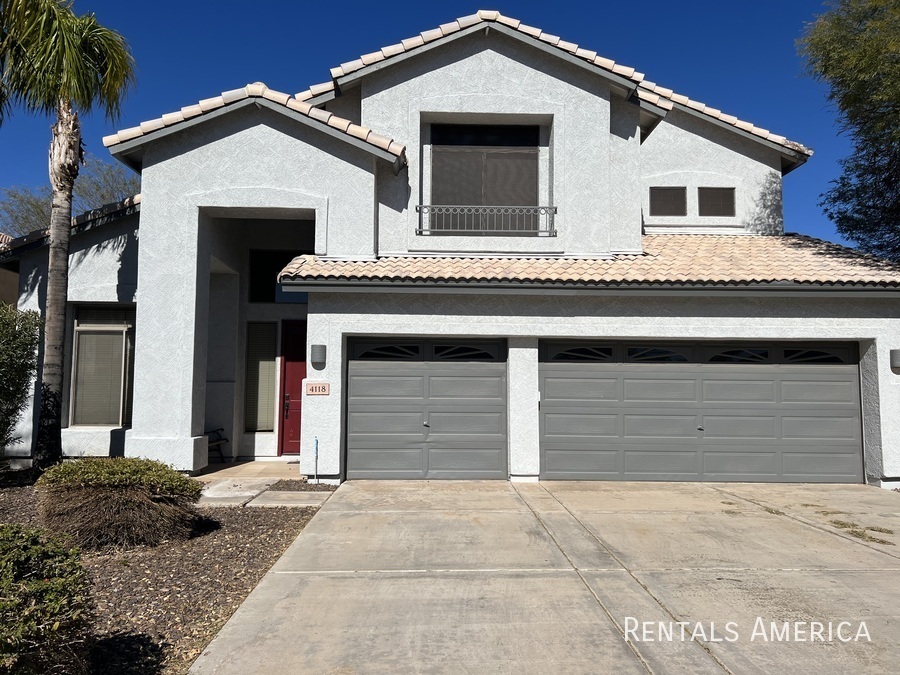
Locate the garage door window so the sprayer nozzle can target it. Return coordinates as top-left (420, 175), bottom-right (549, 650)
top-left (708, 348), bottom-right (769, 363)
top-left (352, 340), bottom-right (506, 362)
top-left (626, 346), bottom-right (692, 362)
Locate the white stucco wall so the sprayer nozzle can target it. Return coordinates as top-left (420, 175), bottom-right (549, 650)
top-left (360, 31), bottom-right (617, 256)
top-left (640, 108), bottom-right (784, 234)
top-left (8, 214), bottom-right (139, 460)
top-left (124, 106), bottom-right (379, 470)
top-left (300, 291), bottom-right (900, 483)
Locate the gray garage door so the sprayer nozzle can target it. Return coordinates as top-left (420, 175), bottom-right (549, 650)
top-left (347, 340), bottom-right (508, 479)
top-left (539, 342), bottom-right (863, 483)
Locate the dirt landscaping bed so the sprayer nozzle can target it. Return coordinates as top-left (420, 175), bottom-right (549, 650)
top-left (0, 473), bottom-right (316, 674)
top-left (268, 479), bottom-right (337, 492)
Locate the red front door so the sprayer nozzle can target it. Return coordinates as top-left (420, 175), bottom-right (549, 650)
top-left (279, 320), bottom-right (307, 455)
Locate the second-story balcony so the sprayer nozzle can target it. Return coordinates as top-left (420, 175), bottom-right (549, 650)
top-left (416, 205), bottom-right (557, 237)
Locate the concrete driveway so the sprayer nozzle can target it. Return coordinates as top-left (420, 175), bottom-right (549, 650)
top-left (191, 481), bottom-right (900, 674)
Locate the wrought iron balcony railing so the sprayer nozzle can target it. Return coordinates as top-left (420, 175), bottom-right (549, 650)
top-left (416, 205), bottom-right (557, 237)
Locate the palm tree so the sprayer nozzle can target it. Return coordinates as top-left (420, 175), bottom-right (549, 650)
top-left (0, 0), bottom-right (134, 470)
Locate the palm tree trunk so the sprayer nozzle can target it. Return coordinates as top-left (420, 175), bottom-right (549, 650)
top-left (34, 98), bottom-right (81, 471)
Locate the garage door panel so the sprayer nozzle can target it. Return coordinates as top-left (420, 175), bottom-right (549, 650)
top-left (428, 448), bottom-right (505, 472)
top-left (703, 451), bottom-right (778, 477)
top-left (543, 377), bottom-right (618, 401)
top-left (428, 411), bottom-right (506, 435)
top-left (348, 411), bottom-right (425, 436)
top-left (428, 375), bottom-right (505, 399)
top-left (781, 415), bottom-right (859, 441)
top-left (703, 379), bottom-right (776, 402)
top-left (623, 450), bottom-right (699, 477)
top-left (783, 452), bottom-right (863, 478)
top-left (544, 413), bottom-right (619, 438)
top-left (349, 375), bottom-right (425, 399)
top-left (543, 449), bottom-right (620, 477)
top-left (623, 379), bottom-right (697, 402)
top-left (347, 448), bottom-right (424, 472)
top-left (623, 414), bottom-right (698, 438)
top-left (781, 380), bottom-right (857, 404)
top-left (539, 341), bottom-right (862, 483)
top-left (701, 415), bottom-right (777, 439)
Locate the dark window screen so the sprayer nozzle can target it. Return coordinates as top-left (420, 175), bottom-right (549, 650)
top-left (649, 187), bottom-right (687, 216)
top-left (249, 250), bottom-right (304, 303)
top-left (430, 125), bottom-right (539, 232)
top-left (698, 187), bottom-right (736, 216)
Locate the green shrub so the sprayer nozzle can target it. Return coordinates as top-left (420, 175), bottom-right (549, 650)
top-left (36, 458), bottom-right (203, 549)
top-left (0, 524), bottom-right (92, 674)
top-left (0, 304), bottom-right (42, 459)
top-left (37, 457), bottom-right (202, 500)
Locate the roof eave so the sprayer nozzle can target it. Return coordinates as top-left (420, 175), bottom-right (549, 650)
top-left (278, 278), bottom-right (900, 295)
top-left (335, 22), bottom-right (639, 99)
top-left (670, 102), bottom-right (810, 173)
top-left (107, 97), bottom-right (405, 174)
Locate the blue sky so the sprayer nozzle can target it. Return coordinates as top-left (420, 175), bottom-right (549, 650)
top-left (0, 1), bottom-right (849, 243)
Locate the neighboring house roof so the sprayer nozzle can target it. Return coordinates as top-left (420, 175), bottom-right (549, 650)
top-left (102, 82), bottom-right (406, 170)
top-left (280, 234), bottom-right (900, 289)
top-left (316, 9), bottom-right (812, 159)
top-left (0, 195), bottom-right (141, 261)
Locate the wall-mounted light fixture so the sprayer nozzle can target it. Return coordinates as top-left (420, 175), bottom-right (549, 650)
top-left (310, 344), bottom-right (327, 369)
top-left (891, 349), bottom-right (900, 370)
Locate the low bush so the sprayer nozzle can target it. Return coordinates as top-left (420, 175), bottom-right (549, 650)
top-left (36, 458), bottom-right (203, 549)
top-left (0, 524), bottom-right (92, 674)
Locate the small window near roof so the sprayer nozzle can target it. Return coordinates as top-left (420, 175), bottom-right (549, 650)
top-left (649, 187), bottom-right (687, 216)
top-left (698, 187), bottom-right (736, 217)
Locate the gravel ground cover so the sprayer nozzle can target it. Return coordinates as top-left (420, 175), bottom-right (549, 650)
top-left (0, 472), bottom-right (315, 674)
top-left (268, 479), bottom-right (337, 492)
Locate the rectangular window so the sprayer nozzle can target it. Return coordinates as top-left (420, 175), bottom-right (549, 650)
top-left (244, 322), bottom-right (277, 432)
top-left (649, 187), bottom-right (687, 216)
top-left (70, 307), bottom-right (135, 426)
top-left (249, 250), bottom-right (308, 303)
top-left (698, 187), bottom-right (736, 217)
top-left (430, 124), bottom-right (540, 233)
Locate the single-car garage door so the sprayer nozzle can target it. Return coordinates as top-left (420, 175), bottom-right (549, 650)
top-left (539, 342), bottom-right (863, 483)
top-left (347, 339), bottom-right (508, 479)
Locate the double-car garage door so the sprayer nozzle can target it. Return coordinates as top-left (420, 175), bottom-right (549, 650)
top-left (346, 339), bottom-right (863, 483)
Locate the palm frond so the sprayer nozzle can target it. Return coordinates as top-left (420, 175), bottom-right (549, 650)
top-left (0, 0), bottom-right (134, 120)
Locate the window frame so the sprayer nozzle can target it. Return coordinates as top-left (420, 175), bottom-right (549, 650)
top-left (698, 187), bottom-right (736, 217)
top-left (648, 187), bottom-right (688, 217)
top-left (68, 307), bottom-right (135, 428)
top-left (244, 321), bottom-right (279, 433)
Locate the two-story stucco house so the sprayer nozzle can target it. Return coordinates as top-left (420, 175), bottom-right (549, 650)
top-left (4, 10), bottom-right (900, 486)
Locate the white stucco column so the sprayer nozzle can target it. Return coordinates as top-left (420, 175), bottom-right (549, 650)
top-left (124, 199), bottom-right (210, 471)
top-left (299, 304), bottom-right (342, 478)
top-left (508, 337), bottom-right (540, 479)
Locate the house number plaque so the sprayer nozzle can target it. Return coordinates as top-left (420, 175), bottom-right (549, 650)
top-left (306, 382), bottom-right (330, 396)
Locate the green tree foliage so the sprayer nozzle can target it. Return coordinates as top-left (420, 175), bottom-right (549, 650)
top-left (0, 153), bottom-right (139, 237)
top-left (799, 0), bottom-right (900, 259)
top-left (0, 303), bottom-right (41, 454)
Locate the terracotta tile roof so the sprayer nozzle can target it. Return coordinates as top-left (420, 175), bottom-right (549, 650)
top-left (102, 83), bottom-right (407, 161)
top-left (0, 232), bottom-right (12, 250)
top-left (280, 235), bottom-right (900, 288)
top-left (327, 10), bottom-right (811, 156)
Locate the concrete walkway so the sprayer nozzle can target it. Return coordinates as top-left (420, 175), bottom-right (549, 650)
top-left (191, 481), bottom-right (900, 674)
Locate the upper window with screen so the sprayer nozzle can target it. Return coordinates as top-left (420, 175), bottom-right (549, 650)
top-left (698, 187), bottom-right (736, 217)
top-left (649, 187), bottom-right (687, 216)
top-left (431, 124), bottom-right (539, 208)
top-left (423, 124), bottom-right (552, 236)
